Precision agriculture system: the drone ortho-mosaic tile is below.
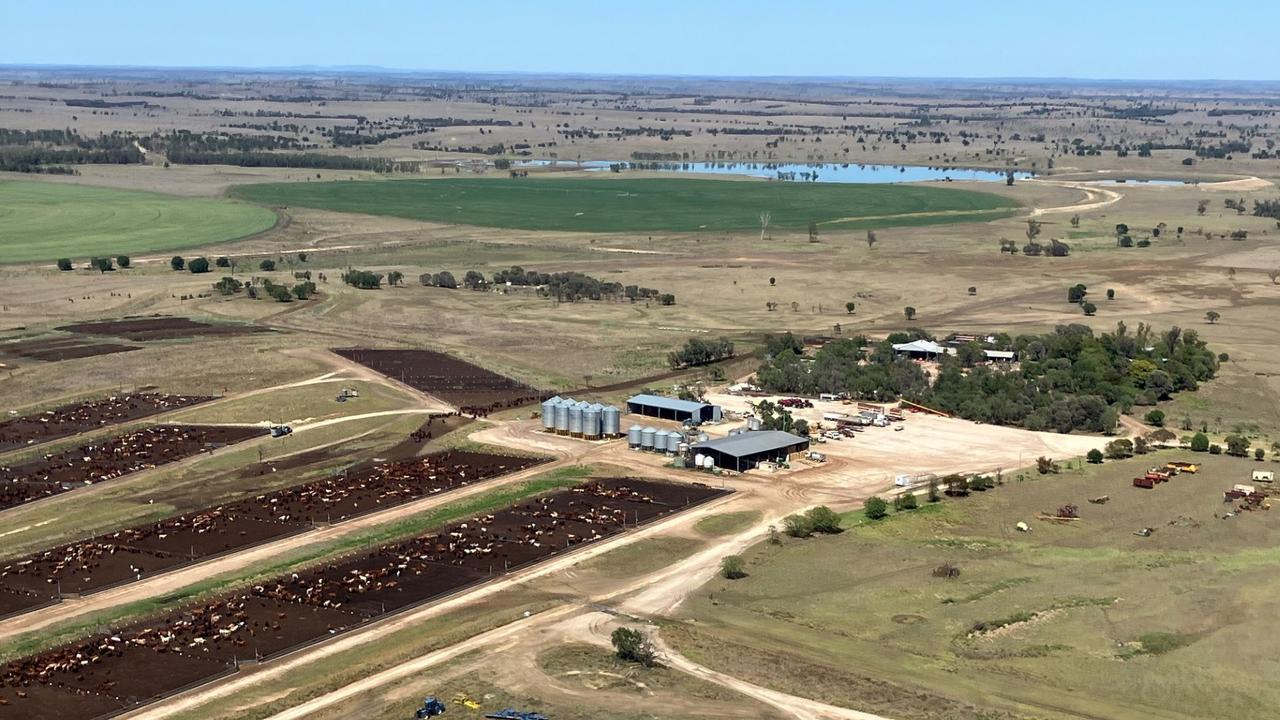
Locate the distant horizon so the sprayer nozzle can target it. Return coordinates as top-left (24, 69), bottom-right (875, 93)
top-left (2, 62), bottom-right (1277, 88)
top-left (5, 0), bottom-right (1279, 83)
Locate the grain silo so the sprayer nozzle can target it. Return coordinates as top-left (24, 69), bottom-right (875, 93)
top-left (666, 432), bottom-right (682, 453)
top-left (628, 424), bottom-right (643, 447)
top-left (653, 429), bottom-right (671, 453)
top-left (541, 397), bottom-right (561, 430)
top-left (640, 426), bottom-right (657, 450)
top-left (568, 401), bottom-right (585, 436)
top-left (693, 452), bottom-right (706, 468)
top-left (583, 403), bottom-right (603, 439)
top-left (554, 400), bottom-right (570, 434)
top-left (602, 405), bottom-right (621, 437)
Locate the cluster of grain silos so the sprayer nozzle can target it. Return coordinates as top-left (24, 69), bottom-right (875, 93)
top-left (691, 452), bottom-right (715, 470)
top-left (628, 424), bottom-right (684, 454)
top-left (540, 396), bottom-right (622, 439)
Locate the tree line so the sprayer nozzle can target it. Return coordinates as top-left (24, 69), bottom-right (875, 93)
top-left (752, 324), bottom-right (1218, 434)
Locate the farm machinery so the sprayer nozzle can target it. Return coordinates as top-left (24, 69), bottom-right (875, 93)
top-left (414, 697), bottom-right (447, 718)
top-left (485, 710), bottom-right (548, 720)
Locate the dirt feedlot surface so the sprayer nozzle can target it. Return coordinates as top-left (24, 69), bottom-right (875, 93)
top-left (334, 348), bottom-right (545, 413)
top-left (56, 317), bottom-right (272, 342)
top-left (0, 448), bottom-right (543, 608)
top-left (0, 337), bottom-right (139, 365)
top-left (0, 393), bottom-right (213, 453)
top-left (0, 478), bottom-right (728, 719)
top-left (0, 425), bottom-right (265, 513)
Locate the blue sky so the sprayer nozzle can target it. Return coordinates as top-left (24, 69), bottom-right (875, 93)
top-left (4, 0), bottom-right (1277, 81)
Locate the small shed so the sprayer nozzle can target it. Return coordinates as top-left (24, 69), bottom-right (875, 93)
top-left (1252, 470), bottom-right (1275, 483)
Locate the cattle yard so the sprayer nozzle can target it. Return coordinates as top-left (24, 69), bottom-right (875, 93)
top-left (0, 337), bottom-right (139, 364)
top-left (0, 393), bottom-right (214, 453)
top-left (334, 349), bottom-right (545, 415)
top-left (0, 478), bottom-right (728, 719)
top-left (0, 448), bottom-right (545, 618)
top-left (0, 425), bottom-right (266, 512)
top-left (56, 317), bottom-right (271, 342)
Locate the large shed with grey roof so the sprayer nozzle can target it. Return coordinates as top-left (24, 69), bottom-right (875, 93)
top-left (692, 430), bottom-right (810, 472)
top-left (626, 394), bottom-right (720, 424)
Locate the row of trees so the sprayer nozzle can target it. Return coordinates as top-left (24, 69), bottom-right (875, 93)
top-left (667, 337), bottom-right (734, 369)
top-left (57, 256), bottom-right (131, 272)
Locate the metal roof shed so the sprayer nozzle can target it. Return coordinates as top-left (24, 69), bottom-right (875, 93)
top-left (693, 431), bottom-right (810, 472)
top-left (626, 394), bottom-right (717, 424)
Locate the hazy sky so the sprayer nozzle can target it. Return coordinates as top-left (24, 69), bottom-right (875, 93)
top-left (4, 0), bottom-right (1278, 81)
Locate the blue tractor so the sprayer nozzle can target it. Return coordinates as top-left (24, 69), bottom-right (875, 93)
top-left (414, 696), bottom-right (447, 718)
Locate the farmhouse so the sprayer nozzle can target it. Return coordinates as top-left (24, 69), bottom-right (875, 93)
top-left (693, 430), bottom-right (810, 471)
top-left (627, 394), bottom-right (721, 425)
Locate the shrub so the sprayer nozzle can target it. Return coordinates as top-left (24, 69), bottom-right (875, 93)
top-left (1209, 443), bottom-right (1223, 455)
top-left (1255, 448), bottom-right (1266, 461)
top-left (215, 256), bottom-right (231, 267)
top-left (781, 514), bottom-right (813, 538)
top-left (864, 496), bottom-right (889, 520)
top-left (56, 258), bottom-right (72, 271)
top-left (1145, 410), bottom-right (1165, 426)
top-left (188, 257), bottom-right (211, 274)
top-left (898, 492), bottom-right (919, 510)
top-left (170, 256), bottom-right (185, 271)
top-left (1036, 456), bottom-right (1059, 474)
top-left (89, 257), bottom-right (113, 273)
top-left (1087, 448), bottom-right (1104, 464)
top-left (259, 259), bottom-right (276, 272)
top-left (116, 255), bottom-right (131, 269)
top-left (720, 555), bottom-right (747, 579)
top-left (1190, 432), bottom-right (1210, 452)
top-left (1225, 434), bottom-right (1251, 457)
top-left (805, 506), bottom-right (843, 534)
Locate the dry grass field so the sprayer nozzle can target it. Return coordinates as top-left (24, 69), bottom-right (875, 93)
top-left (2, 70), bottom-right (1280, 720)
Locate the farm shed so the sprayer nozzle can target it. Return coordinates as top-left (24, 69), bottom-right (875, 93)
top-left (892, 339), bottom-right (949, 360)
top-left (693, 430), bottom-right (810, 472)
top-left (627, 394), bottom-right (721, 425)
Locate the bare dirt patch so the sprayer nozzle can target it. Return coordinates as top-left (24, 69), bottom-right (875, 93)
top-left (334, 348), bottom-right (545, 414)
top-left (57, 316), bottom-right (271, 342)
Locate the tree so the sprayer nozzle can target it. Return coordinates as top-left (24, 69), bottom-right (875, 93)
top-left (1082, 302), bottom-right (1097, 316)
top-left (1255, 448), bottom-right (1266, 461)
top-left (758, 211), bottom-right (771, 242)
top-left (1225, 434), bottom-right (1251, 457)
top-left (1105, 439), bottom-right (1134, 459)
top-left (1205, 311), bottom-right (1220, 324)
top-left (1270, 270), bottom-right (1280, 285)
top-left (387, 271), bottom-right (404, 286)
top-left (904, 306), bottom-right (916, 321)
top-left (1036, 456), bottom-right (1059, 474)
top-left (1087, 448), bottom-right (1104, 464)
top-left (90, 257), bottom-right (113, 273)
top-left (845, 301), bottom-right (856, 314)
top-left (56, 258), bottom-right (72, 271)
top-left (291, 282), bottom-right (316, 300)
top-left (259, 259), bottom-right (276, 272)
top-left (610, 627), bottom-right (656, 667)
top-left (1070, 214), bottom-right (1081, 228)
top-left (215, 256), bottom-right (231, 268)
top-left (968, 286), bottom-right (977, 296)
top-left (213, 276), bottom-right (243, 295)
top-left (864, 496), bottom-right (889, 520)
top-left (805, 506), bottom-right (842, 534)
top-left (464, 270), bottom-right (487, 289)
top-left (769, 276), bottom-right (776, 286)
top-left (1190, 432), bottom-right (1210, 452)
top-left (720, 555), bottom-right (747, 579)
top-left (927, 477), bottom-right (941, 503)
top-left (1145, 410), bottom-right (1165, 426)
top-left (342, 270), bottom-right (383, 289)
top-left (898, 492), bottom-right (919, 510)
top-left (1068, 284), bottom-right (1088, 303)
top-left (866, 230), bottom-right (877, 249)
top-left (116, 255), bottom-right (131, 269)
top-left (1026, 219), bottom-right (1042, 244)
top-left (1106, 288), bottom-right (1115, 300)
top-left (170, 256), bottom-right (185, 271)
top-left (1197, 199), bottom-right (1209, 216)
top-left (808, 220), bottom-right (819, 243)
top-left (188, 257), bottom-right (211, 274)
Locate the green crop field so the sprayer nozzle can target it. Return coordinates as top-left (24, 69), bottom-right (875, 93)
top-left (0, 180), bottom-right (277, 263)
top-left (231, 176), bottom-right (1019, 233)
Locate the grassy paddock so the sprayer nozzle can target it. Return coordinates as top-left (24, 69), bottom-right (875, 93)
top-left (230, 176), bottom-right (1018, 233)
top-left (673, 451), bottom-right (1280, 720)
top-left (0, 180), bottom-right (277, 263)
